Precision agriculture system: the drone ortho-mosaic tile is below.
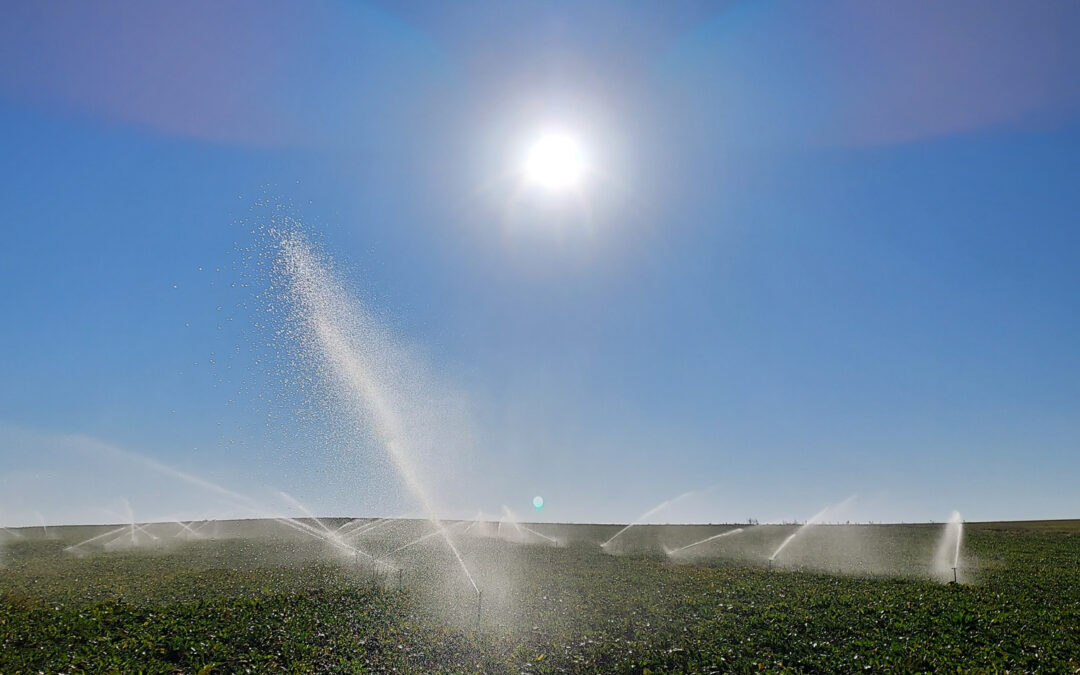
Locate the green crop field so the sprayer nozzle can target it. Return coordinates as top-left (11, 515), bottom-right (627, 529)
top-left (2, 519), bottom-right (1078, 673)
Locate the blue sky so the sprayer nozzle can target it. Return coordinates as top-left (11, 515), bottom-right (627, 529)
top-left (1, 1), bottom-right (1079, 526)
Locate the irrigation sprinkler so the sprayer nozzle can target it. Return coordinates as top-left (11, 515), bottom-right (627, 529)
top-left (952, 566), bottom-right (958, 584)
top-left (476, 590), bottom-right (482, 628)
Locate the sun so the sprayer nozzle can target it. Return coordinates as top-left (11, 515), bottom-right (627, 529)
top-left (524, 131), bottom-right (586, 191)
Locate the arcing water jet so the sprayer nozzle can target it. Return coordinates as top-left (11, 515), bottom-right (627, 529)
top-left (65, 525), bottom-right (130, 551)
top-left (278, 233), bottom-right (478, 594)
top-left (519, 524), bottom-right (559, 545)
top-left (172, 521), bottom-right (202, 538)
top-left (388, 527), bottom-right (446, 556)
top-left (278, 491), bottom-right (340, 542)
top-left (341, 518), bottom-right (391, 540)
top-left (768, 495), bottom-right (857, 565)
top-left (460, 510), bottom-right (483, 535)
top-left (499, 505), bottom-right (558, 545)
top-left (76, 430), bottom-right (392, 560)
top-left (666, 527), bottom-right (744, 556)
top-left (34, 511), bottom-right (48, 538)
top-left (601, 489), bottom-right (697, 550)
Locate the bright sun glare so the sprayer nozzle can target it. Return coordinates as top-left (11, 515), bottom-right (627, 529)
top-left (524, 132), bottom-right (586, 191)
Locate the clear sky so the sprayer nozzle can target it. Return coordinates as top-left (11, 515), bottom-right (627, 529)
top-left (2, 1), bottom-right (1079, 527)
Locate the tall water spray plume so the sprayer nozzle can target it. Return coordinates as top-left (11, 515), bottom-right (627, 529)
top-left (933, 510), bottom-right (964, 582)
top-left (276, 232), bottom-right (478, 592)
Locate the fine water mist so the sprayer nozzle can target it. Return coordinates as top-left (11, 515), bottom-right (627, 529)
top-left (933, 510), bottom-right (964, 582)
